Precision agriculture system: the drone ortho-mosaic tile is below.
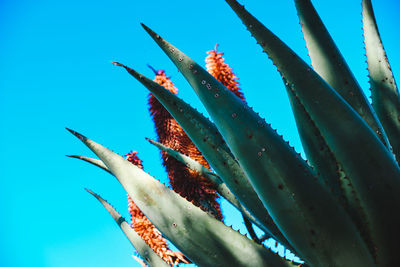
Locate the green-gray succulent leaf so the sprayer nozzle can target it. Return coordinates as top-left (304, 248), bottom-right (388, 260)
top-left (67, 155), bottom-right (111, 174)
top-left (112, 61), bottom-right (291, 250)
top-left (145, 137), bottom-right (266, 237)
top-left (363, 0), bottom-right (400, 163)
top-left (85, 189), bottom-right (169, 267)
top-left (284, 89), bottom-right (344, 201)
top-left (285, 88), bottom-right (376, 258)
top-left (225, 0), bottom-right (400, 264)
top-left (290, 3), bottom-right (392, 251)
top-left (145, 137), bottom-right (217, 181)
top-left (294, 0), bottom-right (390, 148)
top-left (141, 22), bottom-right (375, 266)
top-left (69, 143), bottom-right (279, 263)
top-left (67, 128), bottom-right (296, 267)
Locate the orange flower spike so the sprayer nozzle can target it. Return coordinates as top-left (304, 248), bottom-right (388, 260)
top-left (206, 44), bottom-right (245, 101)
top-left (124, 151), bottom-right (188, 266)
top-left (153, 70), bottom-right (178, 94)
top-left (148, 68), bottom-right (223, 220)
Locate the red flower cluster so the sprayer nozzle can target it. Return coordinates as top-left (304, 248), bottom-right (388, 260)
top-left (125, 151), bottom-right (188, 266)
top-left (125, 46), bottom-right (245, 265)
top-left (206, 44), bottom-right (245, 101)
top-left (148, 70), bottom-right (223, 220)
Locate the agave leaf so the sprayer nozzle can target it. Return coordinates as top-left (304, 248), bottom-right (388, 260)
top-left (67, 155), bottom-right (111, 174)
top-left (112, 62), bottom-right (292, 250)
top-left (146, 137), bottom-right (217, 181)
top-left (284, 88), bottom-right (344, 201)
top-left (224, 0), bottom-right (400, 264)
top-left (145, 137), bottom-right (267, 236)
top-left (67, 128), bottom-right (297, 267)
top-left (285, 88), bottom-right (375, 257)
top-left (71, 155), bottom-right (190, 265)
top-left (141, 23), bottom-right (374, 266)
top-left (363, 0), bottom-right (400, 163)
top-left (85, 189), bottom-right (169, 267)
top-left (294, 0), bottom-right (390, 148)
top-left (290, 2), bottom-right (390, 249)
top-left (71, 141), bottom-right (278, 260)
top-left (69, 139), bottom-right (255, 229)
top-left (69, 148), bottom-right (274, 261)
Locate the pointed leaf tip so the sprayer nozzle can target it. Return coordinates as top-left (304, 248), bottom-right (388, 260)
top-left (85, 187), bottom-right (169, 266)
top-left (111, 62), bottom-right (145, 81)
top-left (85, 188), bottom-right (100, 199)
top-left (111, 61), bottom-right (125, 67)
top-left (141, 24), bottom-right (159, 40)
top-left (66, 128), bottom-right (87, 142)
top-left (66, 155), bottom-right (86, 160)
top-left (140, 23), bottom-right (149, 31)
top-left (84, 188), bottom-right (93, 194)
top-left (145, 137), bottom-right (157, 145)
top-left (85, 189), bottom-right (122, 218)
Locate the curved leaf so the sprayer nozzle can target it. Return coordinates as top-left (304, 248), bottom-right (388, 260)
top-left (141, 23), bottom-right (374, 266)
top-left (67, 128), bottom-right (296, 267)
top-left (224, 0), bottom-right (400, 264)
top-left (67, 155), bottom-right (111, 174)
top-left (363, 0), bottom-right (400, 163)
top-left (70, 149), bottom-right (280, 262)
top-left (145, 137), bottom-right (267, 236)
top-left (285, 88), bottom-right (375, 257)
top-left (113, 62), bottom-right (292, 250)
top-left (146, 138), bottom-right (217, 181)
top-left (85, 189), bottom-right (169, 267)
top-left (294, 0), bottom-right (390, 148)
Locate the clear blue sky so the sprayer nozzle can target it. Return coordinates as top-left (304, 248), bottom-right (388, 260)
top-left (1, 0), bottom-right (399, 266)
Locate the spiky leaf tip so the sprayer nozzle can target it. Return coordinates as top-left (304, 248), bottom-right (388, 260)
top-left (85, 188), bottom-right (170, 267)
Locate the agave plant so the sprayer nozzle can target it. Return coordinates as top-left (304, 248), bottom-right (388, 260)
top-left (67, 0), bottom-right (400, 266)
